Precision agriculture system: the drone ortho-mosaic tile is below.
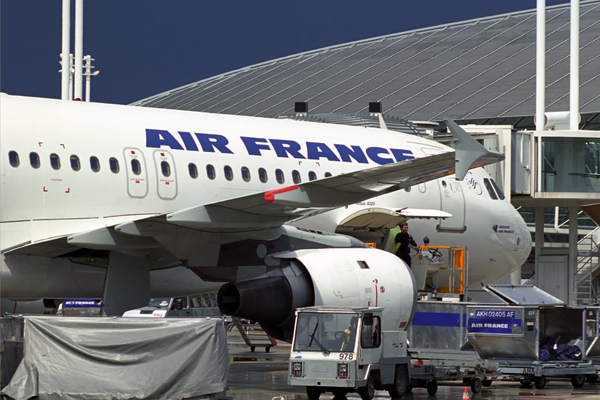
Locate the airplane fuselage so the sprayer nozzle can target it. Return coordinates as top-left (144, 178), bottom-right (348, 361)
top-left (1, 94), bottom-right (531, 301)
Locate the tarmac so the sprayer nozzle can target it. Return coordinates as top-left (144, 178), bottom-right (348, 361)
top-left (226, 330), bottom-right (600, 400)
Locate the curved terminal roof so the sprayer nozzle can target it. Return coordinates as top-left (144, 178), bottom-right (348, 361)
top-left (134, 2), bottom-right (600, 124)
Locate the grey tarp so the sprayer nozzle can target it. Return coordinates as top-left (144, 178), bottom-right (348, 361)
top-left (2, 316), bottom-right (229, 400)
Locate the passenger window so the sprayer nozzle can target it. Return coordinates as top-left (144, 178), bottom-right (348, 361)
top-left (483, 178), bottom-right (498, 200)
top-left (29, 152), bottom-right (40, 169)
top-left (241, 166), bottom-right (251, 182)
top-left (258, 168), bottom-right (268, 183)
top-left (90, 156), bottom-right (100, 172)
top-left (109, 157), bottom-right (120, 174)
top-left (309, 171), bottom-right (317, 181)
top-left (8, 151), bottom-right (19, 167)
top-left (70, 155), bottom-right (80, 171)
top-left (361, 316), bottom-right (381, 349)
top-left (224, 165), bottom-right (233, 181)
top-left (50, 153), bottom-right (61, 170)
top-left (161, 161), bottom-right (171, 177)
top-left (275, 169), bottom-right (284, 184)
top-left (292, 170), bottom-right (301, 184)
top-left (324, 172), bottom-right (332, 177)
top-left (490, 178), bottom-right (505, 200)
top-left (206, 164), bottom-right (216, 180)
top-left (189, 163), bottom-right (198, 179)
top-left (131, 159), bottom-right (142, 175)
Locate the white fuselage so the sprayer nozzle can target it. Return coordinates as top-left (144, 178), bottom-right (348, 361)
top-left (0, 94), bottom-right (531, 300)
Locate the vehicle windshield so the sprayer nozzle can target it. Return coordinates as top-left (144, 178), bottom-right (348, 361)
top-left (293, 312), bottom-right (359, 353)
top-left (148, 298), bottom-right (170, 309)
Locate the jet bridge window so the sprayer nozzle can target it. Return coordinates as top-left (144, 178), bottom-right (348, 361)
top-left (224, 165), bottom-right (233, 181)
top-left (161, 161), bottom-right (171, 177)
top-left (275, 169), bottom-right (285, 184)
top-left (206, 164), bottom-right (216, 180)
top-left (189, 163), bottom-right (198, 179)
top-left (131, 159), bottom-right (142, 175)
top-left (258, 168), bottom-right (268, 183)
top-left (309, 171), bottom-right (317, 181)
top-left (8, 151), bottom-right (20, 167)
top-left (50, 153), bottom-right (61, 170)
top-left (70, 155), bottom-right (81, 171)
top-left (292, 170), bottom-right (301, 184)
top-left (483, 178), bottom-right (498, 200)
top-left (110, 157), bottom-right (120, 174)
top-left (90, 156), bottom-right (100, 172)
top-left (241, 166), bottom-right (251, 182)
top-left (29, 152), bottom-right (40, 169)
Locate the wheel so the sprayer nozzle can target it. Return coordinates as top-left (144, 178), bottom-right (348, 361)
top-left (534, 376), bottom-right (546, 389)
top-left (388, 365), bottom-right (408, 398)
top-left (520, 381), bottom-right (532, 388)
top-left (250, 346), bottom-right (255, 352)
top-left (358, 375), bottom-right (375, 400)
top-left (426, 380), bottom-right (438, 395)
top-left (306, 386), bottom-right (322, 399)
top-left (471, 378), bottom-right (482, 394)
top-left (482, 379), bottom-right (492, 387)
top-left (265, 346), bottom-right (270, 353)
top-left (571, 374), bottom-right (585, 388)
top-left (334, 331), bottom-right (347, 340)
top-left (586, 374), bottom-right (599, 384)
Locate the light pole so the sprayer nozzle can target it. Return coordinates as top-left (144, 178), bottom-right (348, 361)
top-left (83, 55), bottom-right (100, 102)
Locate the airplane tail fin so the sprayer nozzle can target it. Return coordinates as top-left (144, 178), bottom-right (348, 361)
top-left (446, 119), bottom-right (505, 180)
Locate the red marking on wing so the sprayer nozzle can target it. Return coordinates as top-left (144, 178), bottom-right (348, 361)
top-left (264, 185), bottom-right (299, 203)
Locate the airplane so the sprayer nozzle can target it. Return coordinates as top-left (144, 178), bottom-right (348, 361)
top-left (0, 93), bottom-right (530, 339)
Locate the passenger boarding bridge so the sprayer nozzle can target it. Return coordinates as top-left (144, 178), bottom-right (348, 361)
top-left (444, 122), bottom-right (600, 307)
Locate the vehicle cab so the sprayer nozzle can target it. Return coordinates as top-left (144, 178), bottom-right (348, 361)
top-left (289, 306), bottom-right (410, 400)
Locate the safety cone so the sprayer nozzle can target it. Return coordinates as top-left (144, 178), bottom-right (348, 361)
top-left (462, 386), bottom-right (470, 400)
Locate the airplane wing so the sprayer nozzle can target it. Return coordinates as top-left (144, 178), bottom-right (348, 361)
top-left (161, 150), bottom-right (455, 232)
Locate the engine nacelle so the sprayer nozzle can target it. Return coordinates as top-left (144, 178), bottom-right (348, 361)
top-left (217, 247), bottom-right (418, 341)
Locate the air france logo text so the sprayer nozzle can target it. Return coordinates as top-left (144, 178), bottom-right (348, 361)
top-left (145, 129), bottom-right (415, 165)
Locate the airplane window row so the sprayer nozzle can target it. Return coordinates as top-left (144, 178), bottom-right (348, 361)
top-left (8, 151), bottom-right (123, 174)
top-left (483, 178), bottom-right (505, 200)
top-left (7, 150), bottom-right (335, 184)
top-left (187, 162), bottom-right (332, 184)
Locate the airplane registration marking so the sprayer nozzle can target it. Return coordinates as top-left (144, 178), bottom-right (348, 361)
top-left (264, 185), bottom-right (299, 202)
top-left (65, 188), bottom-right (70, 193)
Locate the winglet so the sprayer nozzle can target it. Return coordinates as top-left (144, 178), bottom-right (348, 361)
top-left (445, 119), bottom-right (505, 180)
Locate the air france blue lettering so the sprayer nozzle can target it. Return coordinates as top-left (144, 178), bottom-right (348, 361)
top-left (307, 142), bottom-right (340, 162)
top-left (335, 144), bottom-right (368, 164)
top-left (178, 131), bottom-right (199, 151)
top-left (195, 133), bottom-right (234, 154)
top-left (391, 149), bottom-right (415, 162)
top-left (241, 137), bottom-right (271, 156)
top-left (146, 129), bottom-right (184, 150)
top-left (366, 147), bottom-right (394, 165)
top-left (269, 139), bottom-right (306, 159)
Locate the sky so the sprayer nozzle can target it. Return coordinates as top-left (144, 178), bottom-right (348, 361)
top-left (1, 1), bottom-right (571, 105)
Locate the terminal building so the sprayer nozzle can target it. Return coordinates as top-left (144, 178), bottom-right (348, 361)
top-left (133, 1), bottom-right (600, 305)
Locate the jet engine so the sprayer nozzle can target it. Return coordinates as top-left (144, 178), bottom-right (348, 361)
top-left (217, 247), bottom-right (418, 341)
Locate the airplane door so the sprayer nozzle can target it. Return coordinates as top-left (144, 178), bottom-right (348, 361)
top-left (438, 178), bottom-right (466, 232)
top-left (123, 148), bottom-right (148, 198)
top-left (153, 150), bottom-right (178, 200)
